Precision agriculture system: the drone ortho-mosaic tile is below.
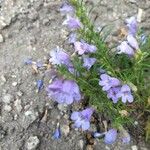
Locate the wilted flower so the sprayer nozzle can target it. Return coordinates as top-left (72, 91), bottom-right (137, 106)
top-left (49, 47), bottom-right (72, 66)
top-left (116, 84), bottom-right (133, 103)
top-left (37, 80), bottom-right (43, 92)
top-left (46, 79), bottom-right (81, 105)
top-left (71, 108), bottom-right (94, 131)
top-left (52, 123), bottom-right (61, 140)
top-left (117, 41), bottom-right (135, 56)
top-left (83, 57), bottom-right (96, 70)
top-left (63, 16), bottom-right (82, 30)
top-left (60, 3), bottom-right (74, 16)
top-left (107, 87), bottom-right (121, 103)
top-left (74, 41), bottom-right (97, 55)
top-left (24, 58), bottom-right (33, 65)
top-left (68, 32), bottom-right (77, 44)
top-left (127, 34), bottom-right (139, 50)
top-left (119, 126), bottom-right (131, 144)
top-left (104, 129), bottom-right (118, 144)
top-left (93, 132), bottom-right (105, 138)
top-left (99, 74), bottom-right (121, 91)
top-left (36, 61), bottom-right (43, 68)
top-left (140, 34), bottom-right (147, 45)
top-left (122, 135), bottom-right (131, 144)
top-left (126, 16), bottom-right (137, 36)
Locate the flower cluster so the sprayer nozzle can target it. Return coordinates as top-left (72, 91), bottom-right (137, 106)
top-left (45, 1), bottom-right (140, 144)
top-left (99, 74), bottom-right (133, 103)
top-left (71, 108), bottom-right (94, 131)
top-left (117, 17), bottom-right (139, 56)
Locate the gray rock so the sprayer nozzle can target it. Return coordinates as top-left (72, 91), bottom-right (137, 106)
top-left (2, 94), bottom-right (14, 104)
top-left (26, 136), bottom-right (40, 150)
top-left (0, 75), bottom-right (7, 82)
top-left (57, 104), bottom-right (67, 112)
top-left (129, 0), bottom-right (137, 3)
top-left (14, 99), bottom-right (22, 112)
top-left (131, 145), bottom-right (138, 150)
top-left (16, 91), bottom-right (23, 97)
top-left (78, 139), bottom-right (84, 150)
top-left (4, 104), bottom-right (12, 112)
top-left (12, 82), bottom-right (18, 87)
top-left (61, 125), bottom-right (70, 136)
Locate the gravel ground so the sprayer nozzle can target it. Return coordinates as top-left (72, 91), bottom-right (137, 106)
top-left (0, 0), bottom-right (150, 150)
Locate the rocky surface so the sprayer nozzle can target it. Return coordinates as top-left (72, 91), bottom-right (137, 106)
top-left (0, 0), bottom-right (150, 150)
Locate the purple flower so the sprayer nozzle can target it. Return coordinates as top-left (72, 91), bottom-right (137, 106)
top-left (71, 108), bottom-right (94, 131)
top-left (126, 16), bottom-right (137, 36)
top-left (63, 16), bottom-right (82, 30)
top-left (107, 87), bottom-right (121, 103)
top-left (49, 47), bottom-right (71, 66)
top-left (68, 33), bottom-right (77, 44)
top-left (116, 84), bottom-right (133, 103)
top-left (47, 79), bottom-right (81, 105)
top-left (60, 3), bottom-right (74, 15)
top-left (127, 34), bottom-right (139, 50)
top-left (99, 74), bottom-right (121, 91)
top-left (83, 57), bottom-right (96, 70)
top-left (104, 129), bottom-right (118, 144)
top-left (74, 41), bottom-right (97, 55)
top-left (117, 41), bottom-right (135, 56)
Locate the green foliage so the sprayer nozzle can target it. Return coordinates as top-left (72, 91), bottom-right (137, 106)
top-left (58, 0), bottom-right (150, 138)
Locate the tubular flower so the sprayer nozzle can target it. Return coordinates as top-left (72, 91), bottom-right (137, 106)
top-left (99, 74), bottom-right (121, 91)
top-left (107, 87), bottom-right (121, 103)
top-left (117, 41), bottom-right (135, 56)
top-left (127, 34), bottom-right (139, 50)
top-left (63, 16), bottom-right (82, 30)
top-left (116, 84), bottom-right (133, 103)
top-left (46, 79), bottom-right (81, 105)
top-left (126, 16), bottom-right (137, 36)
top-left (74, 41), bottom-right (97, 55)
top-left (68, 32), bottom-right (77, 44)
top-left (71, 108), bottom-right (94, 131)
top-left (60, 3), bottom-right (74, 16)
top-left (83, 57), bottom-right (96, 70)
top-left (49, 47), bottom-right (71, 66)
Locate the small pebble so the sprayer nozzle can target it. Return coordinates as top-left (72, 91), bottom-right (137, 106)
top-left (61, 125), bottom-right (70, 136)
top-left (12, 82), bottom-right (18, 86)
top-left (1, 75), bottom-right (7, 82)
top-left (3, 94), bottom-right (13, 103)
top-left (86, 145), bottom-right (93, 150)
top-left (78, 140), bottom-right (84, 149)
top-left (57, 104), bottom-right (67, 112)
top-left (17, 90), bottom-right (23, 97)
top-left (129, 0), bottom-right (137, 3)
top-left (4, 105), bottom-right (12, 112)
top-left (14, 99), bottom-right (22, 112)
top-left (131, 145), bottom-right (138, 150)
top-left (26, 136), bottom-right (40, 150)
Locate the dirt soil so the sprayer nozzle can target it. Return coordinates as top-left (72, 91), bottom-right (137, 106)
top-left (0, 0), bottom-right (150, 150)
